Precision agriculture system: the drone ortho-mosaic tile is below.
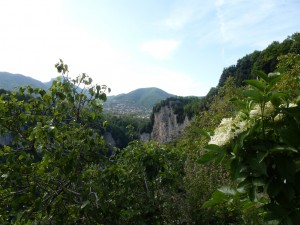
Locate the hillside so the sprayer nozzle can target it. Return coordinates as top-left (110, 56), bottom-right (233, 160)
top-left (0, 73), bottom-right (174, 118)
top-left (218, 32), bottom-right (300, 87)
top-left (0, 72), bottom-right (46, 90)
top-left (103, 87), bottom-right (175, 117)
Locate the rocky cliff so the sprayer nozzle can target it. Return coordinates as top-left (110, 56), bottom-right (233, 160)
top-left (150, 104), bottom-right (191, 144)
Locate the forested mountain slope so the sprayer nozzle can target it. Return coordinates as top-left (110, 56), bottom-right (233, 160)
top-left (218, 32), bottom-right (300, 87)
top-left (103, 87), bottom-right (175, 117)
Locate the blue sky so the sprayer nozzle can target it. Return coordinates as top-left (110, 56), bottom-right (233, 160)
top-left (0, 0), bottom-right (299, 96)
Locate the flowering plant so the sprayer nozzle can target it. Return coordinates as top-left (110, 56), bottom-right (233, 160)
top-left (199, 69), bottom-right (300, 224)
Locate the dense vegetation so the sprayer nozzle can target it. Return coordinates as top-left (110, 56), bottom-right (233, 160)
top-left (105, 114), bottom-right (150, 148)
top-left (1, 34), bottom-right (300, 224)
top-left (199, 53), bottom-right (300, 224)
top-left (218, 33), bottom-right (300, 87)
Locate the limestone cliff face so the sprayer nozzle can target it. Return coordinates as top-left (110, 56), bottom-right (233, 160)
top-left (140, 132), bottom-right (151, 143)
top-left (104, 132), bottom-right (116, 147)
top-left (151, 105), bottom-right (191, 144)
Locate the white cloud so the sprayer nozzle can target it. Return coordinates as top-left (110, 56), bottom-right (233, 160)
top-left (214, 0), bottom-right (286, 47)
top-left (140, 39), bottom-right (180, 60)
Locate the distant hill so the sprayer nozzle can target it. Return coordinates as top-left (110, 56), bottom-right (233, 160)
top-left (104, 87), bottom-right (175, 117)
top-left (0, 72), bottom-right (46, 90)
top-left (0, 73), bottom-right (174, 117)
top-left (109, 87), bottom-right (174, 108)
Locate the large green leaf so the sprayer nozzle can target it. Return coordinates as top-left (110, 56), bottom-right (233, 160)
top-left (253, 70), bottom-right (269, 83)
top-left (244, 80), bottom-right (266, 92)
top-left (198, 144), bottom-right (226, 164)
top-left (243, 89), bottom-right (264, 102)
top-left (202, 190), bottom-right (227, 208)
top-left (275, 157), bottom-right (296, 183)
top-left (265, 203), bottom-right (288, 220)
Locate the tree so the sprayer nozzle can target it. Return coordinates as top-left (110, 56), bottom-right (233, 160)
top-left (174, 77), bottom-right (255, 224)
top-left (289, 33), bottom-right (300, 54)
top-left (0, 60), bottom-right (110, 224)
top-left (218, 51), bottom-right (261, 87)
top-left (218, 65), bottom-right (236, 87)
top-left (200, 54), bottom-right (300, 224)
top-left (96, 141), bottom-right (186, 224)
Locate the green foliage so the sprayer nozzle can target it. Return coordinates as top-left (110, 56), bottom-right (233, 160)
top-left (105, 114), bottom-right (150, 148)
top-left (253, 41), bottom-right (282, 74)
top-left (172, 77), bottom-right (255, 224)
top-left (218, 51), bottom-right (261, 87)
top-left (0, 60), bottom-right (110, 224)
top-left (218, 33), bottom-right (300, 88)
top-left (276, 53), bottom-right (300, 99)
top-left (95, 141), bottom-right (186, 224)
top-left (199, 54), bottom-right (300, 224)
top-left (0, 60), bottom-right (187, 224)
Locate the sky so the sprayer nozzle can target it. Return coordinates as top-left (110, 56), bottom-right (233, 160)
top-left (0, 0), bottom-right (299, 96)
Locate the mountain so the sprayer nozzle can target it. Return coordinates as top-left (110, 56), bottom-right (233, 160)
top-left (0, 72), bottom-right (46, 90)
top-left (110, 87), bottom-right (174, 108)
top-left (103, 87), bottom-right (175, 118)
top-left (0, 73), bottom-right (174, 117)
top-left (44, 78), bottom-right (55, 89)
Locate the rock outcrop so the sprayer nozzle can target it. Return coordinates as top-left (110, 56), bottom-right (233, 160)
top-left (104, 132), bottom-right (117, 155)
top-left (151, 104), bottom-right (191, 144)
top-left (140, 132), bottom-right (151, 143)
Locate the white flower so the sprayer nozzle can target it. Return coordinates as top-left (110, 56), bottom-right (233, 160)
top-left (220, 117), bottom-right (233, 126)
top-left (268, 72), bottom-right (280, 77)
top-left (279, 103), bottom-right (297, 108)
top-left (249, 101), bottom-right (275, 119)
top-left (274, 113), bottom-right (283, 122)
top-left (275, 102), bottom-right (298, 121)
top-left (208, 101), bottom-right (298, 147)
top-left (209, 118), bottom-right (234, 146)
top-left (209, 113), bottom-right (251, 146)
top-left (264, 101), bottom-right (275, 116)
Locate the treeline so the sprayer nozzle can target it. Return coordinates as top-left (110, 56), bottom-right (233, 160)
top-left (151, 96), bottom-right (201, 123)
top-left (218, 32), bottom-right (300, 87)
